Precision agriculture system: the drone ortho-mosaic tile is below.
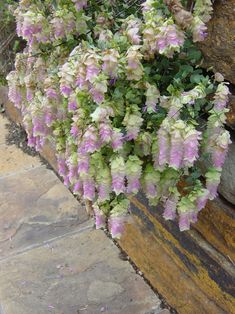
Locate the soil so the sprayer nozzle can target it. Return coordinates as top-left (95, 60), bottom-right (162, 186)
top-left (5, 119), bottom-right (37, 157)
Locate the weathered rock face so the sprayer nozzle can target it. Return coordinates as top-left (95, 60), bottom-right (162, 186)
top-left (219, 136), bottom-right (235, 205)
top-left (199, 0), bottom-right (235, 85)
top-left (198, 0), bottom-right (235, 205)
top-left (226, 94), bottom-right (235, 130)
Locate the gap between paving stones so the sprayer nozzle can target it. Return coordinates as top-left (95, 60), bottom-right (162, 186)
top-left (0, 221), bottom-right (93, 264)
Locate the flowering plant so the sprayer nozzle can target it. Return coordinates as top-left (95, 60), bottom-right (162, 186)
top-left (8, 0), bottom-right (231, 238)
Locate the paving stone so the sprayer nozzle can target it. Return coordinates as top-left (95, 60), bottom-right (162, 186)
top-left (145, 309), bottom-right (171, 314)
top-left (0, 115), bottom-right (8, 145)
top-left (158, 310), bottom-right (171, 314)
top-left (0, 229), bottom-right (161, 314)
top-left (0, 166), bottom-right (88, 257)
top-left (0, 144), bottom-right (40, 177)
top-left (87, 280), bottom-right (124, 302)
top-left (0, 107), bottom-right (164, 314)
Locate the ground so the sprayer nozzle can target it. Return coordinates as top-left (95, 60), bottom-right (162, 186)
top-left (0, 114), bottom-right (170, 314)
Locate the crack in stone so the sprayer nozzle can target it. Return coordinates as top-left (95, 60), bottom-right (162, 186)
top-left (0, 218), bottom-right (84, 244)
top-left (0, 221), bottom-right (93, 264)
top-left (35, 183), bottom-right (58, 202)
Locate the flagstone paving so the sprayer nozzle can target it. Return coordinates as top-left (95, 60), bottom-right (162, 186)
top-left (0, 114), bottom-right (169, 314)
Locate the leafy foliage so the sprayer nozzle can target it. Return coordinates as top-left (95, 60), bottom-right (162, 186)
top-left (7, 0), bottom-right (231, 237)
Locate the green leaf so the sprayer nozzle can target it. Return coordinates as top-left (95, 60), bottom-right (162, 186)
top-left (205, 102), bottom-right (213, 111)
top-left (188, 49), bottom-right (202, 63)
top-left (144, 67), bottom-right (151, 75)
top-left (206, 84), bottom-right (214, 94)
top-left (167, 84), bottom-right (176, 94)
top-left (153, 74), bottom-right (162, 81)
top-left (190, 74), bottom-right (204, 84)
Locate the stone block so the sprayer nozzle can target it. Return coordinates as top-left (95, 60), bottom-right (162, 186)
top-left (0, 229), bottom-right (161, 314)
top-left (199, 0), bottom-right (235, 84)
top-left (0, 166), bottom-right (88, 257)
top-left (0, 144), bottom-right (40, 177)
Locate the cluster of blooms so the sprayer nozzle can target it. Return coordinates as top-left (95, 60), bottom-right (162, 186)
top-left (142, 3), bottom-right (186, 59)
top-left (203, 82), bottom-right (231, 200)
top-left (189, 0), bottom-right (213, 42)
top-left (163, 0), bottom-right (213, 43)
top-left (7, 0), bottom-right (230, 237)
top-left (142, 0), bottom-right (214, 60)
top-left (14, 0), bottom-right (88, 48)
top-left (193, 0), bottom-right (213, 23)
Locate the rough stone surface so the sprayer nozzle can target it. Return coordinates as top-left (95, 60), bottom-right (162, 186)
top-left (0, 143), bottom-right (40, 176)
top-left (158, 310), bottom-right (171, 314)
top-left (196, 0), bottom-right (235, 204)
top-left (0, 166), bottom-right (88, 257)
top-left (199, 0), bottom-right (235, 84)
top-left (87, 280), bottom-right (124, 302)
top-left (219, 137), bottom-right (235, 205)
top-left (227, 95), bottom-right (235, 130)
top-left (0, 229), bottom-right (161, 314)
top-left (145, 309), bottom-right (171, 314)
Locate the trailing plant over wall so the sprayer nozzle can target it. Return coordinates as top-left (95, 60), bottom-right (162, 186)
top-left (7, 0), bottom-right (231, 238)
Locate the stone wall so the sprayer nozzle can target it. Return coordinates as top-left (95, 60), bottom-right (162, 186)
top-left (199, 0), bottom-right (235, 205)
top-left (199, 0), bottom-right (235, 85)
top-left (199, 0), bottom-right (235, 130)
